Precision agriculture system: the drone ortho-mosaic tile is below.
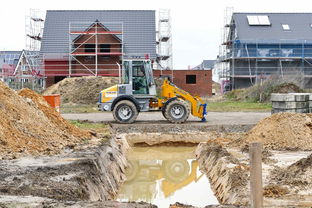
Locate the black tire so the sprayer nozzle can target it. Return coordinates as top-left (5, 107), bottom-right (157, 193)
top-left (164, 99), bottom-right (190, 123)
top-left (161, 107), bottom-right (168, 120)
top-left (113, 100), bottom-right (139, 124)
top-left (162, 160), bottom-right (190, 184)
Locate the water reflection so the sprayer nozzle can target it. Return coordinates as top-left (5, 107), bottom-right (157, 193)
top-left (117, 146), bottom-right (218, 207)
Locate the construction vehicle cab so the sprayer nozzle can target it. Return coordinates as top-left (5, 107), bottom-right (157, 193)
top-left (98, 57), bottom-right (207, 123)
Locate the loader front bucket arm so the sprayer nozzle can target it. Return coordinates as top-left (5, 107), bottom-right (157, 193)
top-left (161, 79), bottom-right (207, 121)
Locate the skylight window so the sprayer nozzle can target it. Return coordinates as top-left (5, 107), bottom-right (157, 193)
top-left (282, 24), bottom-right (290, 31)
top-left (247, 15), bottom-right (271, 26)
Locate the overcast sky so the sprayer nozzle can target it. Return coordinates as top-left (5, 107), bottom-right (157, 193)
top-left (1, 0), bottom-right (312, 68)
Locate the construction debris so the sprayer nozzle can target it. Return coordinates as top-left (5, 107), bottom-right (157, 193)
top-left (0, 81), bottom-right (92, 159)
top-left (43, 76), bottom-right (119, 104)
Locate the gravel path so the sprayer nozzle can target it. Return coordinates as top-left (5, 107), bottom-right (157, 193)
top-left (62, 111), bottom-right (270, 125)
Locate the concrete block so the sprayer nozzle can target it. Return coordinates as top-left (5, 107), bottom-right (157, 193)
top-left (272, 101), bottom-right (309, 109)
top-left (271, 93), bottom-right (295, 102)
top-left (271, 93), bottom-right (312, 102)
top-left (271, 108), bottom-right (309, 114)
top-left (291, 93), bottom-right (310, 102)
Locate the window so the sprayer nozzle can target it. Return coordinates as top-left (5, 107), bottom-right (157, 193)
top-left (99, 44), bottom-right (110, 58)
top-left (186, 75), bottom-right (196, 84)
top-left (100, 44), bottom-right (110, 53)
top-left (282, 24), bottom-right (290, 31)
top-left (85, 44), bottom-right (95, 52)
top-left (247, 15), bottom-right (271, 26)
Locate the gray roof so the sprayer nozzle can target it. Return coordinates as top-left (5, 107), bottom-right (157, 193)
top-left (41, 10), bottom-right (156, 59)
top-left (232, 13), bottom-right (312, 43)
top-left (193, 60), bottom-right (215, 70)
top-left (0, 51), bottom-right (21, 65)
top-left (202, 60), bottom-right (215, 69)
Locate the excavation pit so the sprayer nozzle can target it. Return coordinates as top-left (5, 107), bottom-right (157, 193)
top-left (117, 146), bottom-right (219, 207)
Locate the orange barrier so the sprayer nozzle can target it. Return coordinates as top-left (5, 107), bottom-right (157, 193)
top-left (43, 94), bottom-right (61, 112)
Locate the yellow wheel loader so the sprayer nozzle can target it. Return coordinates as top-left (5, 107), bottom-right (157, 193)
top-left (98, 58), bottom-right (207, 123)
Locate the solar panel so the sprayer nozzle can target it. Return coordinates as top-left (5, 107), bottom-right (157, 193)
top-left (247, 15), bottom-right (271, 26)
top-left (258, 16), bottom-right (271, 25)
top-left (247, 16), bottom-right (259, 25)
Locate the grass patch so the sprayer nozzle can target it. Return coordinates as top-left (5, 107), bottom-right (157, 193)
top-left (69, 120), bottom-right (108, 129)
top-left (69, 120), bottom-right (111, 142)
top-left (61, 104), bottom-right (98, 114)
top-left (207, 101), bottom-right (272, 112)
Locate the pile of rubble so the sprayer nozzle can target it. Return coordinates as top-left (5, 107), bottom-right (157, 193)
top-left (0, 81), bottom-right (92, 159)
top-left (43, 76), bottom-right (119, 104)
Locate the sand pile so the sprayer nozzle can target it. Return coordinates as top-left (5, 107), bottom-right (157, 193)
top-left (0, 82), bottom-right (92, 159)
top-left (43, 76), bottom-right (119, 104)
top-left (232, 112), bottom-right (312, 150)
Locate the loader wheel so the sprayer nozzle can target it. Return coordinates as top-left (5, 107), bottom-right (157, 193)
top-left (162, 160), bottom-right (190, 184)
top-left (161, 108), bottom-right (168, 120)
top-left (164, 99), bottom-right (190, 123)
top-left (113, 100), bottom-right (139, 124)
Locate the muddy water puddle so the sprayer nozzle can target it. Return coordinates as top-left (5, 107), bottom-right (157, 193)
top-left (117, 146), bottom-right (218, 207)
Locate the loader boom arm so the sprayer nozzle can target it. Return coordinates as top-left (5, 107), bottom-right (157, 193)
top-left (161, 79), bottom-right (207, 120)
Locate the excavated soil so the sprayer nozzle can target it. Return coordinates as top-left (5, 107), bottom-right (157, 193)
top-left (230, 112), bottom-right (312, 150)
top-left (270, 153), bottom-right (312, 189)
top-left (0, 82), bottom-right (92, 159)
top-left (18, 88), bottom-right (91, 139)
top-left (43, 76), bottom-right (119, 104)
top-left (195, 143), bottom-right (249, 206)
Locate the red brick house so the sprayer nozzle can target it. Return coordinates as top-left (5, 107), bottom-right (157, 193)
top-left (153, 70), bottom-right (212, 97)
top-left (41, 10), bottom-right (157, 87)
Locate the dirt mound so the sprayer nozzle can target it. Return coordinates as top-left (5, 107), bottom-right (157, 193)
top-left (231, 112), bottom-right (312, 150)
top-left (0, 82), bottom-right (92, 159)
top-left (263, 184), bottom-right (289, 198)
top-left (273, 82), bottom-right (302, 94)
top-left (43, 76), bottom-right (119, 104)
top-left (18, 88), bottom-right (91, 139)
top-left (270, 153), bottom-right (312, 189)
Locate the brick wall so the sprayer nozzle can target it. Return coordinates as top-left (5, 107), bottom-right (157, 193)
top-left (153, 70), bottom-right (212, 97)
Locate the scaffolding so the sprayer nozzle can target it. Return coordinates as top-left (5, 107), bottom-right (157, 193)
top-left (25, 9), bottom-right (45, 51)
top-left (0, 9), bottom-right (45, 91)
top-left (216, 8), bottom-right (312, 89)
top-left (157, 9), bottom-right (173, 70)
top-left (215, 7), bottom-right (233, 91)
top-left (68, 21), bottom-right (123, 77)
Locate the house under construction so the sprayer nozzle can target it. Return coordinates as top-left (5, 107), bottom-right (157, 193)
top-left (0, 9), bottom-right (44, 91)
top-left (0, 50), bottom-right (44, 90)
top-left (217, 11), bottom-right (312, 89)
top-left (41, 10), bottom-right (165, 87)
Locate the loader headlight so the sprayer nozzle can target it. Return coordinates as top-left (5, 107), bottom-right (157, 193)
top-left (103, 105), bottom-right (109, 111)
